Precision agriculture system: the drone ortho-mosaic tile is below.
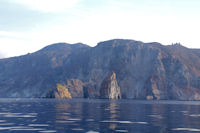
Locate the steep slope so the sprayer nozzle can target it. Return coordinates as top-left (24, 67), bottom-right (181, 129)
top-left (0, 39), bottom-right (200, 100)
top-left (0, 42), bottom-right (90, 98)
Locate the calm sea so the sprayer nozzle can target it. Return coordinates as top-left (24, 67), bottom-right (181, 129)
top-left (0, 99), bottom-right (199, 133)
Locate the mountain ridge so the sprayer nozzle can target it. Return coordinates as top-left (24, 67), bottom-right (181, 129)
top-left (0, 39), bottom-right (200, 100)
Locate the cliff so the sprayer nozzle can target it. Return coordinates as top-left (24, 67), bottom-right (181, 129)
top-left (0, 39), bottom-right (200, 100)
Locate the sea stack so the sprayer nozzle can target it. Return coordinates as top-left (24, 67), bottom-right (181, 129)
top-left (99, 72), bottom-right (122, 99)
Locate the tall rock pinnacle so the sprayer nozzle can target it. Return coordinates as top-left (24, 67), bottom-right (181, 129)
top-left (99, 72), bottom-right (122, 99)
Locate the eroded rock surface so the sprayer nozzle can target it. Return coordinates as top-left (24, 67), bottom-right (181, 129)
top-left (100, 72), bottom-right (121, 99)
top-left (55, 84), bottom-right (72, 99)
top-left (1, 40), bottom-right (200, 100)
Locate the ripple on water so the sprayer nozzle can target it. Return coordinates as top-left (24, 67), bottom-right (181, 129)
top-left (61, 113), bottom-right (70, 115)
top-left (172, 128), bottom-right (200, 132)
top-left (115, 130), bottom-right (128, 132)
top-left (180, 111), bottom-right (188, 114)
top-left (149, 115), bottom-right (163, 119)
top-left (100, 120), bottom-right (148, 124)
top-left (189, 114), bottom-right (200, 117)
top-left (56, 120), bottom-right (75, 123)
top-left (71, 128), bottom-right (84, 131)
top-left (132, 122), bottom-right (148, 124)
top-left (39, 130), bottom-right (57, 133)
top-left (67, 118), bottom-right (81, 121)
top-left (0, 113), bottom-right (21, 115)
top-left (28, 124), bottom-right (49, 127)
top-left (0, 112), bottom-right (37, 118)
top-left (0, 123), bottom-right (14, 126)
top-left (4, 114), bottom-right (36, 118)
top-left (86, 119), bottom-right (94, 122)
top-left (0, 126), bottom-right (47, 131)
top-left (32, 119), bottom-right (37, 122)
top-left (86, 130), bottom-right (99, 133)
top-left (0, 127), bottom-right (11, 130)
top-left (101, 120), bottom-right (132, 124)
top-left (9, 128), bottom-right (44, 131)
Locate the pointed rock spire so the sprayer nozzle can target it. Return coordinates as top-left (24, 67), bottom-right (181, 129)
top-left (100, 72), bottom-right (122, 99)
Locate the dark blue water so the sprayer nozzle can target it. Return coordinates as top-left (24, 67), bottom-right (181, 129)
top-left (0, 99), bottom-right (200, 133)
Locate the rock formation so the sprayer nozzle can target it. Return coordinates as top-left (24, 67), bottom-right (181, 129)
top-left (46, 79), bottom-right (85, 99)
top-left (55, 84), bottom-right (72, 99)
top-left (1, 39), bottom-right (200, 100)
top-left (100, 72), bottom-right (121, 99)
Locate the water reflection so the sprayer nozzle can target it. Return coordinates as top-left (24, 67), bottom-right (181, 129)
top-left (0, 99), bottom-right (199, 132)
top-left (108, 102), bottom-right (119, 131)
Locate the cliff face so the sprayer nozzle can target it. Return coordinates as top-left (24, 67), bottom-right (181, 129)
top-left (100, 72), bottom-right (121, 99)
top-left (0, 39), bottom-right (200, 100)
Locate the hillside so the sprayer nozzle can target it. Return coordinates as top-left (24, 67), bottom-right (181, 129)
top-left (0, 39), bottom-right (200, 100)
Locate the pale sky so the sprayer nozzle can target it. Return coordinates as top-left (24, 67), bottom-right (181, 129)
top-left (0, 0), bottom-right (200, 58)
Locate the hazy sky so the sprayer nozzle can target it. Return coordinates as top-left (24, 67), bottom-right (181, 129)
top-left (0, 0), bottom-right (200, 58)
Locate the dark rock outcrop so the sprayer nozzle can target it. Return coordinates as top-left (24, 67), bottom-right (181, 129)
top-left (1, 39), bottom-right (200, 100)
top-left (100, 72), bottom-right (121, 99)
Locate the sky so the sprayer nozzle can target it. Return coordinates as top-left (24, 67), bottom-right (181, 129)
top-left (0, 0), bottom-right (200, 58)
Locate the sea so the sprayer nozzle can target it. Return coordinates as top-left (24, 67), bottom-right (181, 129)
top-left (0, 99), bottom-right (199, 133)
